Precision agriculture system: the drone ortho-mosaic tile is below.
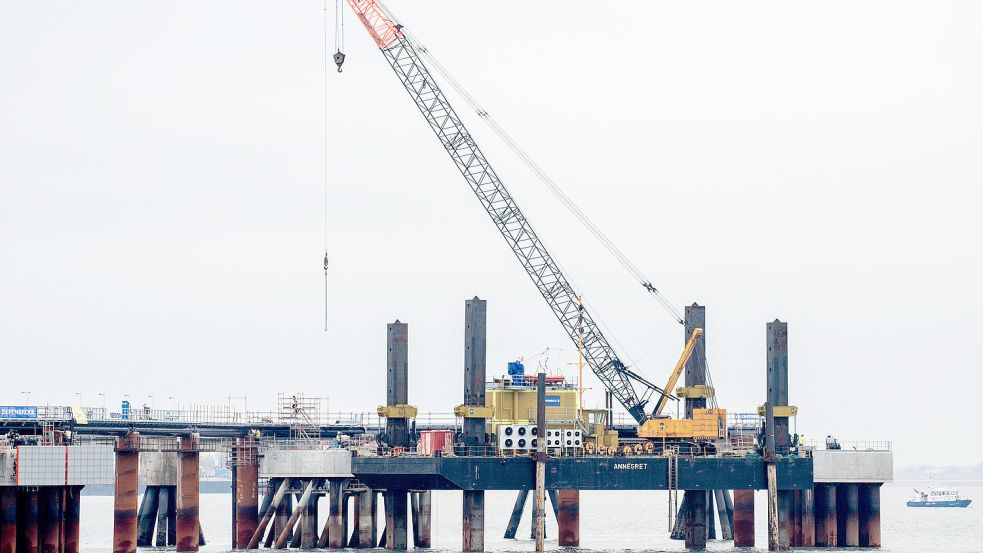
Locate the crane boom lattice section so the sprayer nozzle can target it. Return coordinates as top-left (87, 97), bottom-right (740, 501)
top-left (355, 25), bottom-right (653, 422)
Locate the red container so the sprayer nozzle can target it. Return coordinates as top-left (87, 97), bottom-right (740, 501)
top-left (526, 375), bottom-right (565, 385)
top-left (417, 430), bottom-right (455, 456)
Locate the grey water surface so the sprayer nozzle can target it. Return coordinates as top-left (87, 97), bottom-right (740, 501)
top-left (77, 481), bottom-right (980, 552)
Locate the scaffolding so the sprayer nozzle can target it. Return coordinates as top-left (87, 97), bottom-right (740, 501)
top-left (277, 393), bottom-right (324, 442)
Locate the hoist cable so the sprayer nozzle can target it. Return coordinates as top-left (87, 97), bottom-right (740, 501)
top-left (322, 0), bottom-right (331, 332)
top-left (699, 341), bottom-right (719, 410)
top-left (376, 2), bottom-right (707, 415)
top-left (334, 0), bottom-right (345, 52)
top-left (368, 6), bottom-right (656, 381)
top-left (414, 28), bottom-right (720, 411)
top-left (323, 0), bottom-right (330, 250)
top-left (403, 29), bottom-right (685, 326)
top-left (401, 27), bottom-right (682, 397)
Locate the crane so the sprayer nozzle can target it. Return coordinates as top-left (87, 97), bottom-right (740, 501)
top-left (345, 0), bottom-right (671, 424)
top-left (651, 328), bottom-right (702, 418)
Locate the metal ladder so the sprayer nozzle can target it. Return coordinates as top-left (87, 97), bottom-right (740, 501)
top-left (667, 450), bottom-right (679, 531)
top-left (41, 421), bottom-right (56, 445)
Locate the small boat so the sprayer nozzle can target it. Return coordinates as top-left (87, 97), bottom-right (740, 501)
top-left (907, 484), bottom-right (972, 508)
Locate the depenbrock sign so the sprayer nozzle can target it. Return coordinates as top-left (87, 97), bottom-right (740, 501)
top-left (0, 406), bottom-right (38, 419)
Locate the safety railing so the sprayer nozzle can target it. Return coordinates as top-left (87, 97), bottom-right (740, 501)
top-left (809, 439), bottom-right (891, 452)
top-left (10, 405), bottom-right (788, 442)
top-left (258, 437), bottom-right (349, 451)
top-left (11, 405), bottom-right (350, 427)
top-left (119, 406), bottom-right (324, 426)
top-left (727, 412), bottom-right (764, 429)
top-left (4, 405), bottom-right (491, 439)
top-left (367, 440), bottom-right (732, 460)
top-left (485, 378), bottom-right (579, 391)
top-left (76, 434), bottom-right (221, 451)
top-left (32, 405), bottom-right (464, 430)
top-left (61, 405), bottom-right (278, 425)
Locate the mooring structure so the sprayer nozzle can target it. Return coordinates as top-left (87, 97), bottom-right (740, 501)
top-left (1, 298), bottom-right (891, 552)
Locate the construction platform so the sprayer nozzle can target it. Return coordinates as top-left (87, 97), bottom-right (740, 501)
top-left (0, 300), bottom-right (892, 552)
top-left (352, 455), bottom-right (813, 491)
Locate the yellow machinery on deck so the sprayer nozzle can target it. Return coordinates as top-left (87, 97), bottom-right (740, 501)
top-left (481, 378), bottom-right (579, 439)
top-left (474, 327), bottom-right (728, 452)
top-left (581, 408), bottom-right (620, 450)
top-left (597, 327), bottom-right (729, 447)
top-left (637, 408), bottom-right (727, 440)
top-left (636, 327), bottom-right (728, 441)
top-left (477, 376), bottom-right (624, 451)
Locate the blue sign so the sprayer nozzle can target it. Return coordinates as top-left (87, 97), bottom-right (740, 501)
top-left (545, 395), bottom-right (561, 407)
top-left (0, 406), bottom-right (38, 419)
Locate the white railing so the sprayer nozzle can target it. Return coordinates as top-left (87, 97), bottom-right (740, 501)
top-left (810, 439), bottom-right (892, 452)
top-left (7, 405), bottom-right (466, 430)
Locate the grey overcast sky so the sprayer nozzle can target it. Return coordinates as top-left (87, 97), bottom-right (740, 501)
top-left (1, 2), bottom-right (980, 467)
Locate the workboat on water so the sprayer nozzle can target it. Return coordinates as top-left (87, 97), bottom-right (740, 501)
top-left (907, 485), bottom-right (972, 508)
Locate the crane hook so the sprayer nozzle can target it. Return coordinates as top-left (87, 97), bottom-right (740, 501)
top-left (333, 50), bottom-right (346, 73)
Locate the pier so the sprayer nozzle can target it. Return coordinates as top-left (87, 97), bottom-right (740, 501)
top-left (1, 299), bottom-right (891, 552)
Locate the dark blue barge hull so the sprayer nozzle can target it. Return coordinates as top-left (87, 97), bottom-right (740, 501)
top-left (352, 455), bottom-right (812, 491)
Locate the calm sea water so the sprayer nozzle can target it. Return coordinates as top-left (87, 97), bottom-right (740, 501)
top-left (77, 481), bottom-right (981, 552)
